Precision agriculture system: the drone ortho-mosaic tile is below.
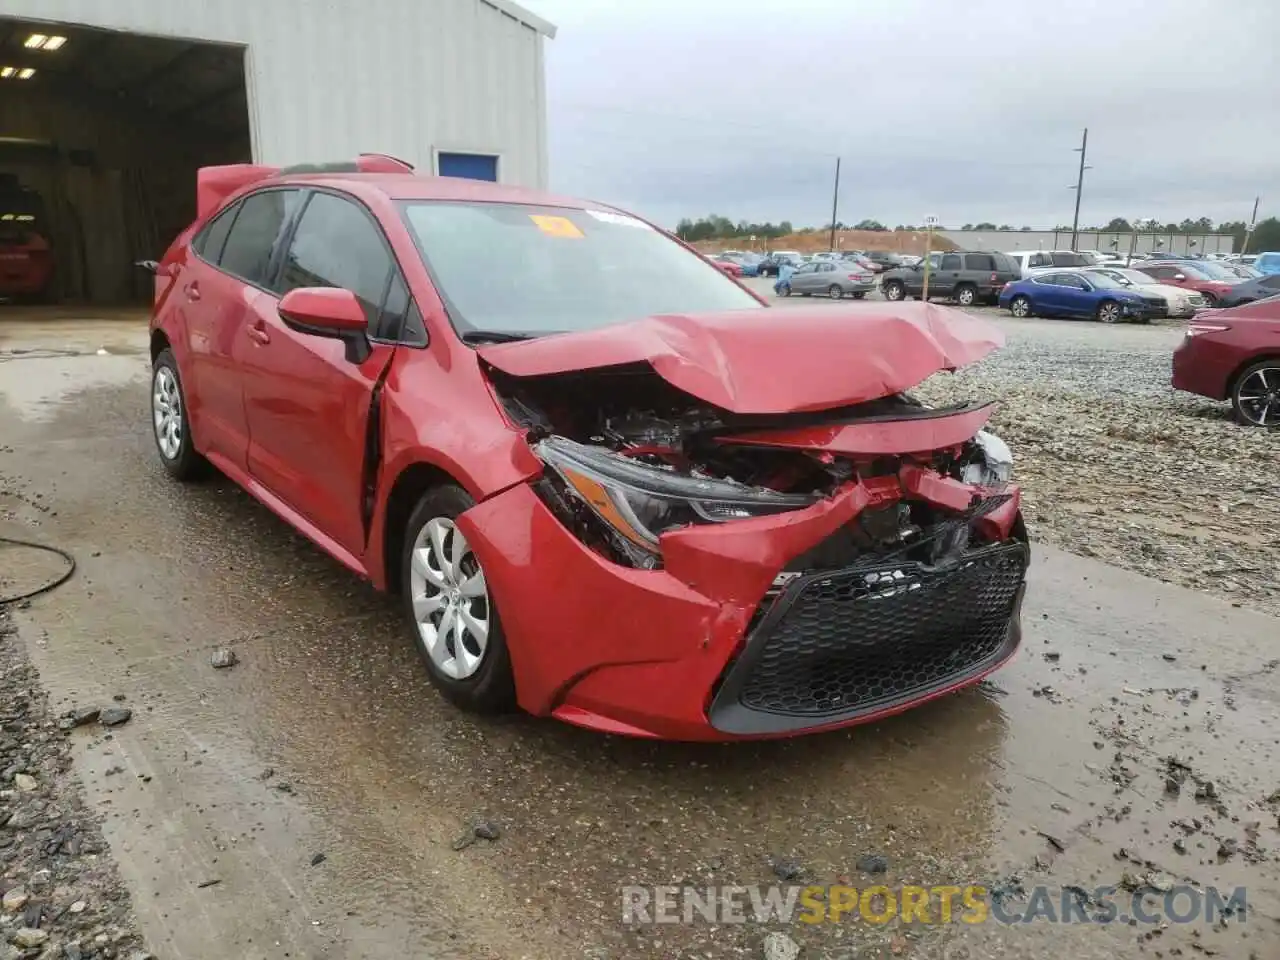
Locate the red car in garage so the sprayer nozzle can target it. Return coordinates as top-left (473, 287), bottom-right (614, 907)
top-left (147, 157), bottom-right (1029, 740)
top-left (0, 181), bottom-right (54, 303)
top-left (1172, 296), bottom-right (1280, 427)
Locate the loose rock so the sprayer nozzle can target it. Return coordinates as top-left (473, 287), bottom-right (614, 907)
top-left (98, 707), bottom-right (132, 727)
top-left (210, 648), bottom-right (239, 669)
top-left (11, 928), bottom-right (48, 948)
top-left (855, 854), bottom-right (889, 875)
top-left (1, 887), bottom-right (28, 912)
top-left (13, 773), bottom-right (37, 792)
top-left (762, 931), bottom-right (800, 960)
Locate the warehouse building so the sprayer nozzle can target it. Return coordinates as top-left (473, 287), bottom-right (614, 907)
top-left (0, 0), bottom-right (555, 304)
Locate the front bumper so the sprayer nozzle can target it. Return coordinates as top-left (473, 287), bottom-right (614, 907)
top-left (456, 472), bottom-right (1027, 741)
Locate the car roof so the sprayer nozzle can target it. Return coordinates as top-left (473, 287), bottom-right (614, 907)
top-left (267, 171), bottom-right (607, 211)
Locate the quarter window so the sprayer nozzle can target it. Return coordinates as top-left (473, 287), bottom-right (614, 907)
top-left (964, 254), bottom-right (995, 271)
top-left (194, 204), bottom-right (239, 264)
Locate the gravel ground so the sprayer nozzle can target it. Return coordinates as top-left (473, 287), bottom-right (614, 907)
top-left (0, 598), bottom-right (149, 960)
top-left (912, 316), bottom-right (1280, 618)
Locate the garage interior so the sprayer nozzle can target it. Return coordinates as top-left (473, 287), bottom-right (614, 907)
top-left (0, 18), bottom-right (251, 306)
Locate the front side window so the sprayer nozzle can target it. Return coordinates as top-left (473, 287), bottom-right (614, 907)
top-left (219, 189), bottom-right (302, 286)
top-left (279, 192), bottom-right (394, 330)
top-left (401, 202), bottom-right (761, 338)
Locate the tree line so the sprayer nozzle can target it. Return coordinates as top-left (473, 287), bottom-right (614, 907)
top-left (675, 214), bottom-right (1280, 251)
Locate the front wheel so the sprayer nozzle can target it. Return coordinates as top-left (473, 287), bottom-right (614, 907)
top-left (151, 349), bottom-right (209, 481)
top-left (401, 485), bottom-right (517, 713)
top-left (1231, 361), bottom-right (1280, 428)
top-left (827, 284), bottom-right (843, 300)
top-left (1097, 300), bottom-right (1121, 324)
top-left (1009, 296), bottom-right (1032, 318)
top-left (883, 280), bottom-right (905, 301)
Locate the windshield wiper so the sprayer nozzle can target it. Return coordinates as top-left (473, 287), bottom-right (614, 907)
top-left (460, 330), bottom-right (542, 344)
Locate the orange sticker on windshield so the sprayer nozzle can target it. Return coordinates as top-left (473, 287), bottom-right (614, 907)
top-left (530, 214), bottom-right (584, 238)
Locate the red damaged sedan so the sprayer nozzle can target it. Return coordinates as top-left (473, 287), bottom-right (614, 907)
top-left (148, 156), bottom-right (1029, 741)
top-left (1172, 296), bottom-right (1280, 427)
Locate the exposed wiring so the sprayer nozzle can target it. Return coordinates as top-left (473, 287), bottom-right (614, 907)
top-left (0, 535), bottom-right (76, 605)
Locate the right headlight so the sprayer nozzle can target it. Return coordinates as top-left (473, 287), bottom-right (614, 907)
top-left (961, 430), bottom-right (1013, 489)
top-left (534, 436), bottom-right (817, 560)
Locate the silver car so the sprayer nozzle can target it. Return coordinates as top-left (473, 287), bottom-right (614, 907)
top-left (784, 260), bottom-right (876, 299)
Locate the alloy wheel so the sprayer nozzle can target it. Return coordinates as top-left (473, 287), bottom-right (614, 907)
top-left (1099, 302), bottom-right (1120, 324)
top-left (1010, 297), bottom-right (1030, 318)
top-left (152, 366), bottom-right (183, 460)
top-left (884, 282), bottom-right (904, 301)
top-left (1235, 366), bottom-right (1280, 427)
top-left (956, 286), bottom-right (976, 306)
top-left (409, 517), bottom-right (490, 679)
top-left (828, 284), bottom-right (843, 300)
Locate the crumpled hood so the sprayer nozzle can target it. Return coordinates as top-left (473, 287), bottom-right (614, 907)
top-left (477, 302), bottom-right (1003, 415)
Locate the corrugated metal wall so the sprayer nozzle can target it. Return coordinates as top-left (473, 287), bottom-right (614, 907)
top-left (0, 0), bottom-right (551, 187)
top-left (936, 229), bottom-right (1235, 257)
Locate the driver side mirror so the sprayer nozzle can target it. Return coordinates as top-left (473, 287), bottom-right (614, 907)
top-left (278, 287), bottom-right (371, 364)
top-left (1174, 273), bottom-right (1187, 281)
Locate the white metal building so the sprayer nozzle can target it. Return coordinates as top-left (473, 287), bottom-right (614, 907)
top-left (0, 0), bottom-right (555, 303)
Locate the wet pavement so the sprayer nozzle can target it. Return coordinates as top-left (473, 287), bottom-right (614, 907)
top-left (1, 309), bottom-right (1277, 959)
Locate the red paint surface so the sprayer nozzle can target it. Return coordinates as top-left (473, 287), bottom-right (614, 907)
top-left (1172, 300), bottom-right (1280, 401)
top-left (153, 164), bottom-right (1027, 741)
top-left (720, 403), bottom-right (996, 455)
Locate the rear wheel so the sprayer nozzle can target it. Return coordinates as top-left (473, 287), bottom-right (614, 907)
top-left (151, 349), bottom-right (209, 481)
top-left (400, 485), bottom-right (517, 713)
top-left (1231, 361), bottom-right (1280, 428)
top-left (954, 284), bottom-right (978, 306)
top-left (882, 280), bottom-right (905, 301)
top-left (1009, 295), bottom-right (1032, 318)
top-left (1200, 291), bottom-right (1218, 307)
top-left (1097, 300), bottom-right (1121, 324)
top-left (827, 284), bottom-right (843, 300)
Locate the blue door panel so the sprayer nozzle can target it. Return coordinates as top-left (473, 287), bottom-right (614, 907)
top-left (437, 152), bottom-right (498, 181)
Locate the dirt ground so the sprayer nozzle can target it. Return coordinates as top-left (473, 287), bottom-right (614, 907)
top-left (0, 306), bottom-right (1277, 960)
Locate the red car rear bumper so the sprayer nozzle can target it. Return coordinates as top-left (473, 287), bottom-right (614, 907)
top-left (1172, 332), bottom-right (1236, 401)
top-left (457, 473), bottom-right (1026, 741)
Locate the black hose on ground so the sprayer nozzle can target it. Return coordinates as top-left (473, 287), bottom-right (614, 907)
top-left (0, 535), bottom-right (76, 605)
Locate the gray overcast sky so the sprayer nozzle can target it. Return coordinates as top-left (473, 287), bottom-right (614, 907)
top-left (520, 0), bottom-right (1278, 231)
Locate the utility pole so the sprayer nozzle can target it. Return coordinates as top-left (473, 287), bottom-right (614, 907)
top-left (921, 216), bottom-right (937, 300)
top-left (1241, 196), bottom-right (1260, 255)
top-left (829, 157), bottom-right (841, 252)
top-left (1069, 127), bottom-right (1089, 250)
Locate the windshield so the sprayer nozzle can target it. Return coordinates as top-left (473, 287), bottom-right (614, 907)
top-left (401, 202), bottom-right (762, 337)
top-left (1104, 268), bottom-right (1152, 285)
top-left (1085, 272), bottom-right (1128, 289)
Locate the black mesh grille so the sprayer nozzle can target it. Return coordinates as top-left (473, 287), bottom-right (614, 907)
top-left (709, 541), bottom-right (1027, 733)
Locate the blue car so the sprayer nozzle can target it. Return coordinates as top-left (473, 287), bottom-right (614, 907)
top-left (998, 269), bottom-right (1168, 323)
top-left (1252, 252), bottom-right (1280, 276)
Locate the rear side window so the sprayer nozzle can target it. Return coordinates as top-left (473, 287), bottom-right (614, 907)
top-left (278, 191), bottom-right (394, 331)
top-left (1030, 252), bottom-right (1052, 267)
top-left (992, 253), bottom-right (1017, 272)
top-left (1051, 252), bottom-right (1088, 267)
top-left (940, 254), bottom-right (962, 270)
top-left (964, 254), bottom-right (995, 271)
top-left (220, 189), bottom-right (302, 286)
top-left (193, 205), bottom-right (239, 264)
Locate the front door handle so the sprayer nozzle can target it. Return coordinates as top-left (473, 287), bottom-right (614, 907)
top-left (247, 321), bottom-right (271, 345)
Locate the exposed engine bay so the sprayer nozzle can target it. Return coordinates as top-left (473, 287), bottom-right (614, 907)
top-left (485, 362), bottom-right (1018, 571)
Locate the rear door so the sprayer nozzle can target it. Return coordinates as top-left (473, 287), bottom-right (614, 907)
top-left (237, 188), bottom-right (405, 559)
top-left (931, 253), bottom-right (963, 296)
top-left (180, 189), bottom-right (302, 470)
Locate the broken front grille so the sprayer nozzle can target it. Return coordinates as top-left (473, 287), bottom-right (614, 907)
top-left (708, 541), bottom-right (1027, 735)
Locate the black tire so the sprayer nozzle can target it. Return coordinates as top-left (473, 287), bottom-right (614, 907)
top-left (150, 349), bottom-right (209, 481)
top-left (827, 284), bottom-right (843, 300)
top-left (400, 485), bottom-right (517, 713)
top-left (1200, 291), bottom-right (1218, 307)
top-left (1009, 295), bottom-right (1032, 319)
top-left (1096, 300), bottom-right (1121, 324)
top-left (1230, 360), bottom-right (1280, 428)
top-left (883, 280), bottom-right (905, 301)
top-left (851, 291), bottom-right (867, 300)
top-left (954, 284), bottom-right (978, 307)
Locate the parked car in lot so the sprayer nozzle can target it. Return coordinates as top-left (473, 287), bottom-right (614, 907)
top-left (1220, 262), bottom-right (1260, 280)
top-left (999, 270), bottom-right (1167, 322)
top-left (863, 250), bottom-right (904, 272)
top-left (781, 260), bottom-right (876, 299)
top-left (1083, 266), bottom-right (1206, 318)
top-left (1252, 252), bottom-right (1280, 275)
top-left (1004, 250), bottom-right (1091, 276)
top-left (1213, 272), bottom-right (1280, 308)
top-left (758, 251), bottom-right (805, 277)
top-left (1172, 295), bottom-right (1280, 427)
top-left (147, 158), bottom-right (1030, 740)
top-left (880, 251), bottom-right (1020, 306)
top-left (1134, 260), bottom-right (1241, 306)
top-left (709, 255), bottom-right (743, 277)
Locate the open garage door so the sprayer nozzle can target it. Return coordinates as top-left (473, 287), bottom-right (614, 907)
top-left (0, 19), bottom-right (252, 306)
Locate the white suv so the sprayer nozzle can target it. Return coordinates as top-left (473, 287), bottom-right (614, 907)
top-left (1006, 250), bottom-right (1091, 277)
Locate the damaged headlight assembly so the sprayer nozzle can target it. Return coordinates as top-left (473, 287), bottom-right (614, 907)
top-left (961, 430), bottom-right (1014, 491)
top-left (534, 436), bottom-right (817, 566)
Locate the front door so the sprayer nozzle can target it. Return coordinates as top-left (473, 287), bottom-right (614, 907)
top-left (237, 189), bottom-right (402, 558)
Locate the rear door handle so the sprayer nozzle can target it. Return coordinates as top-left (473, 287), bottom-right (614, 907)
top-left (247, 321), bottom-right (271, 345)
top-left (184, 282), bottom-right (200, 302)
